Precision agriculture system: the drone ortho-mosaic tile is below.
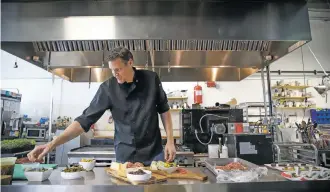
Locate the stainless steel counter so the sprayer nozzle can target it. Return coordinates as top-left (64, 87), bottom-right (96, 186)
top-left (2, 168), bottom-right (330, 192)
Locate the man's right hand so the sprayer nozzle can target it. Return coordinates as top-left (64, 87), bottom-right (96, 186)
top-left (27, 143), bottom-right (53, 162)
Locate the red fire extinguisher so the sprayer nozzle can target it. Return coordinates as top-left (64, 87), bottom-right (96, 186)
top-left (194, 84), bottom-right (203, 104)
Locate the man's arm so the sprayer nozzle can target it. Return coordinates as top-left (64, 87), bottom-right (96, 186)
top-left (160, 111), bottom-right (174, 143)
top-left (155, 73), bottom-right (176, 162)
top-left (28, 82), bottom-right (112, 161)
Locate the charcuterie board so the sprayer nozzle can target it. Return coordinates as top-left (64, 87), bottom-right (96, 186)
top-left (106, 168), bottom-right (167, 185)
top-left (150, 168), bottom-right (208, 181)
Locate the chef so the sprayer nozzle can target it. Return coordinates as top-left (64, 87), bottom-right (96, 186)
top-left (28, 47), bottom-right (176, 165)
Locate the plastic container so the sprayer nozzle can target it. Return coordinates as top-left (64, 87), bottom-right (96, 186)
top-left (310, 109), bottom-right (330, 124)
top-left (0, 157), bottom-right (17, 185)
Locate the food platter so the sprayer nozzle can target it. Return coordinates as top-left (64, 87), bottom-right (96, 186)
top-left (107, 161), bottom-right (208, 184)
top-left (281, 170), bottom-right (330, 181)
top-left (205, 158), bottom-right (259, 175)
top-left (264, 162), bottom-right (330, 181)
top-left (264, 163), bottom-right (322, 172)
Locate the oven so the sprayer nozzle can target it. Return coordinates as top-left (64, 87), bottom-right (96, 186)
top-left (26, 128), bottom-right (46, 139)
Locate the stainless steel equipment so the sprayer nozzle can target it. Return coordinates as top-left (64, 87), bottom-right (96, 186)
top-left (181, 109), bottom-right (243, 154)
top-left (5, 167), bottom-right (330, 192)
top-left (26, 128), bottom-right (47, 139)
top-left (224, 134), bottom-right (273, 165)
top-left (1, 0), bottom-right (311, 82)
top-left (67, 144), bottom-right (195, 167)
top-left (1, 90), bottom-right (22, 137)
top-left (55, 129), bottom-right (80, 165)
top-left (205, 158), bottom-right (259, 176)
top-left (273, 142), bottom-right (319, 165)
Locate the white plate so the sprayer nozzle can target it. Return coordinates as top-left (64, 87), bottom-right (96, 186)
top-left (158, 166), bottom-right (178, 174)
top-left (79, 161), bottom-right (95, 171)
top-left (24, 168), bottom-right (53, 182)
top-left (281, 172), bottom-right (304, 181)
top-left (126, 169), bottom-right (152, 182)
top-left (61, 171), bottom-right (85, 180)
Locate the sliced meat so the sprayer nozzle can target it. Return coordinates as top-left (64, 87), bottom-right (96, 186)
top-left (134, 162), bottom-right (144, 167)
top-left (126, 162), bottom-right (134, 168)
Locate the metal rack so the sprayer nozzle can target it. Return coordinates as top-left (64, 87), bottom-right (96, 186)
top-left (238, 102), bottom-right (273, 123)
top-left (273, 142), bottom-right (318, 165)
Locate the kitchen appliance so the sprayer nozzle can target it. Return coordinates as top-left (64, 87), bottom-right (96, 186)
top-left (26, 128), bottom-right (47, 139)
top-left (181, 108), bottom-right (243, 154)
top-left (1, 1), bottom-right (311, 82)
top-left (1, 90), bottom-right (22, 138)
top-left (224, 134), bottom-right (273, 165)
top-left (55, 129), bottom-right (80, 166)
top-left (68, 139), bottom-right (195, 167)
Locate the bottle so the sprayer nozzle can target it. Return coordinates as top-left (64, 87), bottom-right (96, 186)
top-left (21, 128), bottom-right (27, 138)
top-left (220, 138), bottom-right (229, 158)
top-left (218, 138), bottom-right (222, 158)
top-left (281, 88), bottom-right (285, 97)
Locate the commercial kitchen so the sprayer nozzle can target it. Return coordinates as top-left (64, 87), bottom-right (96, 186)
top-left (1, 0), bottom-right (330, 192)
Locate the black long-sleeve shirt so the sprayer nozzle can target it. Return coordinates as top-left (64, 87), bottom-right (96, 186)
top-left (75, 68), bottom-right (169, 164)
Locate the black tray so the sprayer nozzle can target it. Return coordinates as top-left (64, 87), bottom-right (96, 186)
top-left (1, 145), bottom-right (35, 154)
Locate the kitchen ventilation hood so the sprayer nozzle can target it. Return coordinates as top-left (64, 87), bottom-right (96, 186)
top-left (1, 0), bottom-right (311, 82)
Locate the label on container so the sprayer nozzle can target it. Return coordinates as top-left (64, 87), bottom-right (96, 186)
top-left (239, 142), bottom-right (258, 155)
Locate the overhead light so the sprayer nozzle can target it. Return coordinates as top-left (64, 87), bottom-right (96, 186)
top-left (314, 76), bottom-right (330, 97)
top-left (306, 45), bottom-right (329, 96)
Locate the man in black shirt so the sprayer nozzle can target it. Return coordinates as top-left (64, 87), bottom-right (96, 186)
top-left (28, 47), bottom-right (176, 165)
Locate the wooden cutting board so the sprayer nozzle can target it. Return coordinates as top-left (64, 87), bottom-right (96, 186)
top-left (151, 169), bottom-right (208, 181)
top-left (106, 168), bottom-right (167, 185)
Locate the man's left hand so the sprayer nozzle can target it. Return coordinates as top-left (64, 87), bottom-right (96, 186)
top-left (164, 141), bottom-right (176, 162)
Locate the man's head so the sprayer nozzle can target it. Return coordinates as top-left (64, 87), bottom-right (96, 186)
top-left (108, 47), bottom-right (134, 84)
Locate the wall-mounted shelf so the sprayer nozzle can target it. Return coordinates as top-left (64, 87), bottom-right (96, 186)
top-left (276, 107), bottom-right (313, 109)
top-left (272, 96), bottom-right (312, 100)
top-left (271, 85), bottom-right (311, 89)
top-left (167, 97), bottom-right (188, 100)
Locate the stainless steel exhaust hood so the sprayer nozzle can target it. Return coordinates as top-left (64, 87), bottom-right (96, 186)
top-left (1, 0), bottom-right (311, 82)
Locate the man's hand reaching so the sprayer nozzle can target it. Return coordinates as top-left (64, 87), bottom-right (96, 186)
top-left (27, 143), bottom-right (53, 162)
top-left (164, 141), bottom-right (176, 162)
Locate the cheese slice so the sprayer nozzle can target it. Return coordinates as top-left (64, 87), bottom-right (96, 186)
top-left (118, 162), bottom-right (128, 177)
top-left (110, 162), bottom-right (121, 171)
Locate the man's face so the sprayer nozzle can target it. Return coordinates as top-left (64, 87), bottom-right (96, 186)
top-left (109, 58), bottom-right (133, 84)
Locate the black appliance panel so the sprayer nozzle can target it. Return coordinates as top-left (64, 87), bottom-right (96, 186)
top-left (181, 109), bottom-right (243, 154)
top-left (226, 134), bottom-right (273, 165)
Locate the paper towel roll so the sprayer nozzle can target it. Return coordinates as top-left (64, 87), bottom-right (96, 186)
top-left (208, 144), bottom-right (219, 158)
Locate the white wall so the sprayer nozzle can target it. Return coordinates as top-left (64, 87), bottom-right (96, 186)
top-left (270, 20), bottom-right (330, 71)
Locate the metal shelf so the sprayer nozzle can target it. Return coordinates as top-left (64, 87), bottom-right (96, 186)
top-left (271, 85), bottom-right (311, 89)
top-left (276, 107), bottom-right (313, 109)
top-left (272, 96), bottom-right (312, 100)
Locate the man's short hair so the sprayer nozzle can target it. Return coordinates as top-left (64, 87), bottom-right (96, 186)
top-left (108, 47), bottom-right (133, 64)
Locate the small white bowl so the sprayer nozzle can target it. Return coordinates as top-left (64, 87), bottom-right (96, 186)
top-left (61, 171), bottom-right (85, 180)
top-left (24, 168), bottom-right (53, 182)
top-left (158, 166), bottom-right (178, 174)
top-left (79, 161), bottom-right (95, 171)
top-left (126, 169), bottom-right (152, 182)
